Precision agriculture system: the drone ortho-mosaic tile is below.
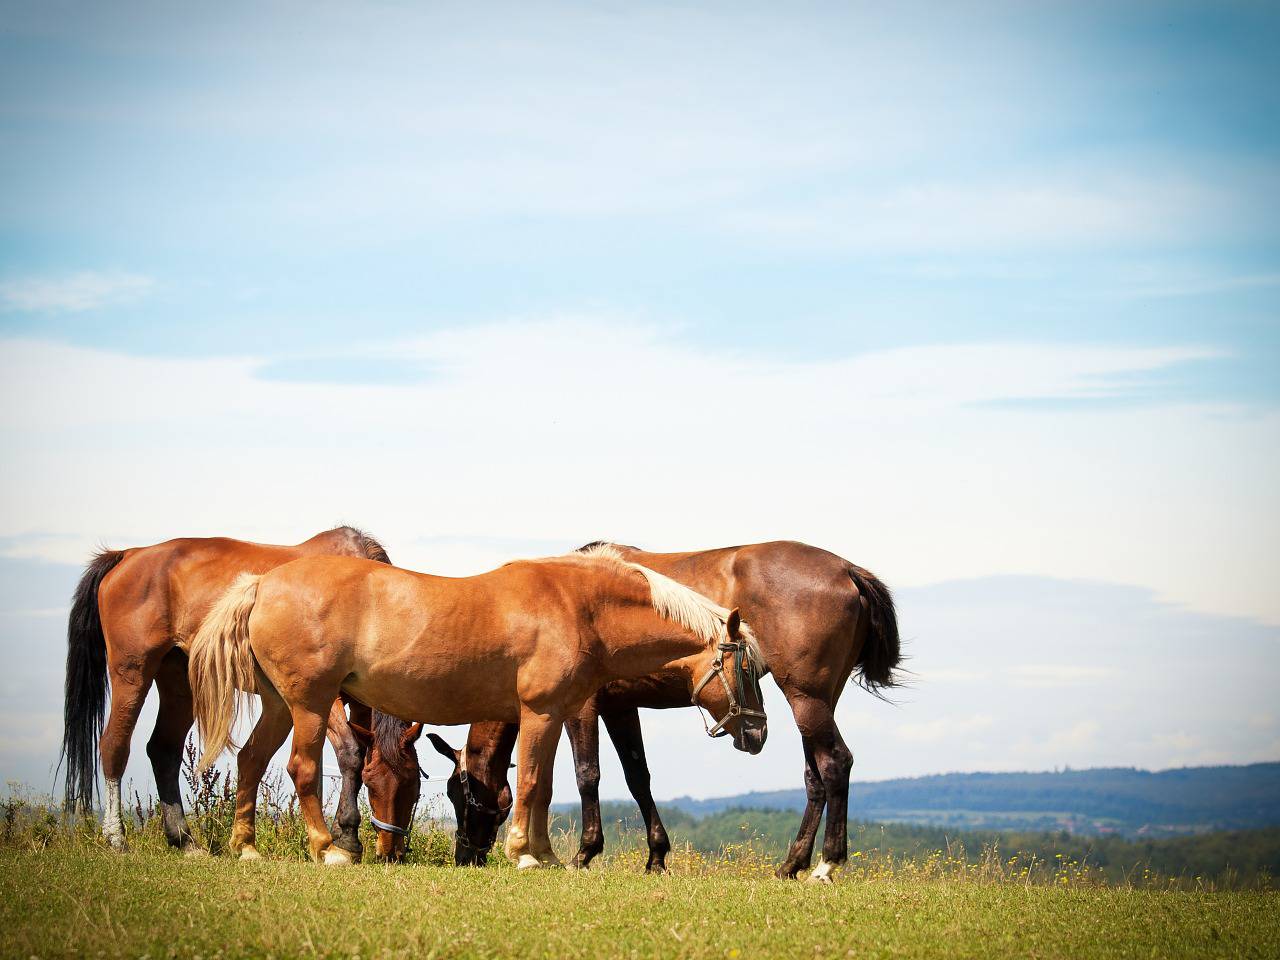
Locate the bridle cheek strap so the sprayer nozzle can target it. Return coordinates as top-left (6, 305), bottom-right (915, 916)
top-left (691, 642), bottom-right (767, 738)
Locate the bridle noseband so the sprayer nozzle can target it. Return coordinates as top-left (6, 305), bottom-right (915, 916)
top-left (453, 749), bottom-right (508, 858)
top-left (691, 638), bottom-right (768, 738)
top-left (368, 765), bottom-right (429, 854)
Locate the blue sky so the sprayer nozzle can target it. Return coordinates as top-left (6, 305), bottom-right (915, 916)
top-left (0, 2), bottom-right (1277, 801)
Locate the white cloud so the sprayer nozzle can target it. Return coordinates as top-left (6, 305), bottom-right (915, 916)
top-left (897, 713), bottom-right (994, 745)
top-left (720, 170), bottom-right (1278, 253)
top-left (0, 272), bottom-right (154, 313)
top-left (1005, 665), bottom-right (1115, 688)
top-left (0, 323), bottom-right (1274, 628)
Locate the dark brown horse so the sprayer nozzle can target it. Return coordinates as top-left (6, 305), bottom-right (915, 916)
top-left (373, 540), bottom-right (899, 881)
top-left (188, 546), bottom-right (766, 866)
top-left (59, 526), bottom-right (391, 856)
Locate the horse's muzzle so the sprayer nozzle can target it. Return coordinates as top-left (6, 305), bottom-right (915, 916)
top-left (735, 721), bottom-right (768, 755)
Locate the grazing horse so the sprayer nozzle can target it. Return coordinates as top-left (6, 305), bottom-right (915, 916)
top-left (187, 545), bottom-right (767, 867)
top-left (370, 540), bottom-right (899, 881)
top-left (59, 526), bottom-right (391, 856)
top-left (342, 700), bottom-right (425, 862)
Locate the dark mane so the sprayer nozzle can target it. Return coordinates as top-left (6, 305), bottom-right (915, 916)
top-left (373, 707), bottom-right (412, 776)
top-left (339, 525), bottom-right (391, 564)
top-left (576, 540), bottom-right (642, 553)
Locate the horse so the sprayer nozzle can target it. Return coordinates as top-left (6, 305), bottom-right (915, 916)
top-left (59, 526), bottom-right (392, 856)
top-left (334, 698), bottom-right (427, 862)
top-left (186, 544), bottom-right (768, 867)
top-left (369, 540), bottom-right (899, 881)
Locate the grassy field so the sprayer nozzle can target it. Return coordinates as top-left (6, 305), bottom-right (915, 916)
top-left (2, 842), bottom-right (1277, 960)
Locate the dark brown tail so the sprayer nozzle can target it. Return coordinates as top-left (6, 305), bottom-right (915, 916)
top-left (59, 548), bottom-right (126, 812)
top-left (848, 565), bottom-right (901, 694)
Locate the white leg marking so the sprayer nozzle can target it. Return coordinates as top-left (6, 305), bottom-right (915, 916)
top-left (516, 854), bottom-right (544, 870)
top-left (102, 778), bottom-right (126, 851)
top-left (323, 847), bottom-right (355, 867)
top-left (238, 846), bottom-right (262, 861)
top-left (808, 859), bottom-right (836, 884)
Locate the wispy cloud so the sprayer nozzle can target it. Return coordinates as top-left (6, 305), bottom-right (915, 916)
top-left (0, 272), bottom-right (154, 313)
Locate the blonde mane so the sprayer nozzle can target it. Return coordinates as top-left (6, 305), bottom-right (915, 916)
top-left (576, 543), bottom-right (765, 668)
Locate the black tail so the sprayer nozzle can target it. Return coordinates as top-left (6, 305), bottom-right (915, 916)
top-left (848, 565), bottom-right (901, 694)
top-left (59, 548), bottom-right (126, 812)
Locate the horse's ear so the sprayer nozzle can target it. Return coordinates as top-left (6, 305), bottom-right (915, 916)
top-left (426, 732), bottom-right (458, 763)
top-left (401, 722), bottom-right (424, 746)
top-left (349, 721), bottom-right (374, 746)
top-left (726, 608), bottom-right (742, 639)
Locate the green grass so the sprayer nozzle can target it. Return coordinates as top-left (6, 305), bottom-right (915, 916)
top-left (2, 844), bottom-right (1277, 960)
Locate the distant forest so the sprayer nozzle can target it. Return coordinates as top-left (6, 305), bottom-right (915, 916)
top-left (655, 763), bottom-right (1280, 836)
top-left (547, 763), bottom-right (1280, 883)
top-left (552, 803), bottom-right (1280, 885)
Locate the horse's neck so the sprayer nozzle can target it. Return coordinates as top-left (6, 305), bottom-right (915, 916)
top-left (595, 600), bottom-right (708, 678)
top-left (297, 529), bottom-right (353, 556)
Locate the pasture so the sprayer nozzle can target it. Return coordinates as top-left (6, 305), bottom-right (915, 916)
top-left (1, 800), bottom-right (1275, 960)
top-left (3, 845), bottom-right (1275, 960)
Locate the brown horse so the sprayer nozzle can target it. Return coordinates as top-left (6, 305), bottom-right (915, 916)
top-left (342, 699), bottom-right (425, 862)
top-left (372, 540), bottom-right (899, 881)
top-left (188, 546), bottom-right (766, 867)
top-left (59, 526), bottom-right (391, 855)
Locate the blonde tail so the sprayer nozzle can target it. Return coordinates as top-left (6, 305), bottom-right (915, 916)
top-left (188, 573), bottom-right (262, 771)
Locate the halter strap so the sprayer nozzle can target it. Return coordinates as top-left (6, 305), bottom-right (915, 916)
top-left (368, 812), bottom-right (409, 837)
top-left (692, 639), bottom-right (767, 738)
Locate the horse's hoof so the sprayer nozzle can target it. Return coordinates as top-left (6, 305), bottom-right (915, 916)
top-left (182, 844), bottom-right (210, 859)
top-left (516, 854), bottom-right (543, 870)
top-left (323, 848), bottom-right (355, 867)
top-left (238, 847), bottom-right (262, 862)
top-left (808, 861), bottom-right (836, 884)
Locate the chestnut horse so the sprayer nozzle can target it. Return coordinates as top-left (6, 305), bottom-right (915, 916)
top-left (59, 526), bottom-right (391, 855)
top-left (372, 540), bottom-right (899, 881)
top-left (187, 545), bottom-right (767, 867)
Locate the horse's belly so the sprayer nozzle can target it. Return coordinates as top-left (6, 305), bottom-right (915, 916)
top-left (344, 660), bottom-right (521, 726)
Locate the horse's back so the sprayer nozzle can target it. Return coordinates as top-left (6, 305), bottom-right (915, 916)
top-left (98, 536), bottom-right (317, 648)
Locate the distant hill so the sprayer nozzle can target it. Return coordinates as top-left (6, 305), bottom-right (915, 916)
top-left (653, 763), bottom-right (1280, 837)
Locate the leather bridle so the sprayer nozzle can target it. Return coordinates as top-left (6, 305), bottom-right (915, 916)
top-left (453, 748), bottom-right (508, 860)
top-left (368, 766), bottom-right (428, 855)
top-left (691, 638), bottom-right (768, 738)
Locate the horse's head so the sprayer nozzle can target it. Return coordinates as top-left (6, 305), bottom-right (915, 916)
top-left (690, 608), bottom-right (768, 755)
top-left (358, 719), bottom-right (423, 862)
top-left (426, 732), bottom-right (513, 866)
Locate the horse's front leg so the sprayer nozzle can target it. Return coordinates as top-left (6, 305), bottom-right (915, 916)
top-left (504, 709), bottom-right (564, 870)
top-left (323, 698), bottom-right (367, 861)
top-left (565, 696), bottom-right (605, 869)
top-left (601, 706), bottom-right (671, 873)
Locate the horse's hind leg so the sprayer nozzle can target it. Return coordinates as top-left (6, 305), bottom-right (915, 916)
top-left (286, 700), bottom-right (348, 865)
top-left (231, 684), bottom-right (292, 859)
top-left (146, 649), bottom-right (199, 853)
top-left (98, 637), bottom-right (163, 851)
top-left (601, 707), bottom-right (671, 873)
top-left (324, 698), bottom-right (366, 861)
top-left (811, 715), bottom-right (853, 883)
top-left (781, 693), bottom-right (852, 883)
top-left (776, 726), bottom-right (826, 879)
